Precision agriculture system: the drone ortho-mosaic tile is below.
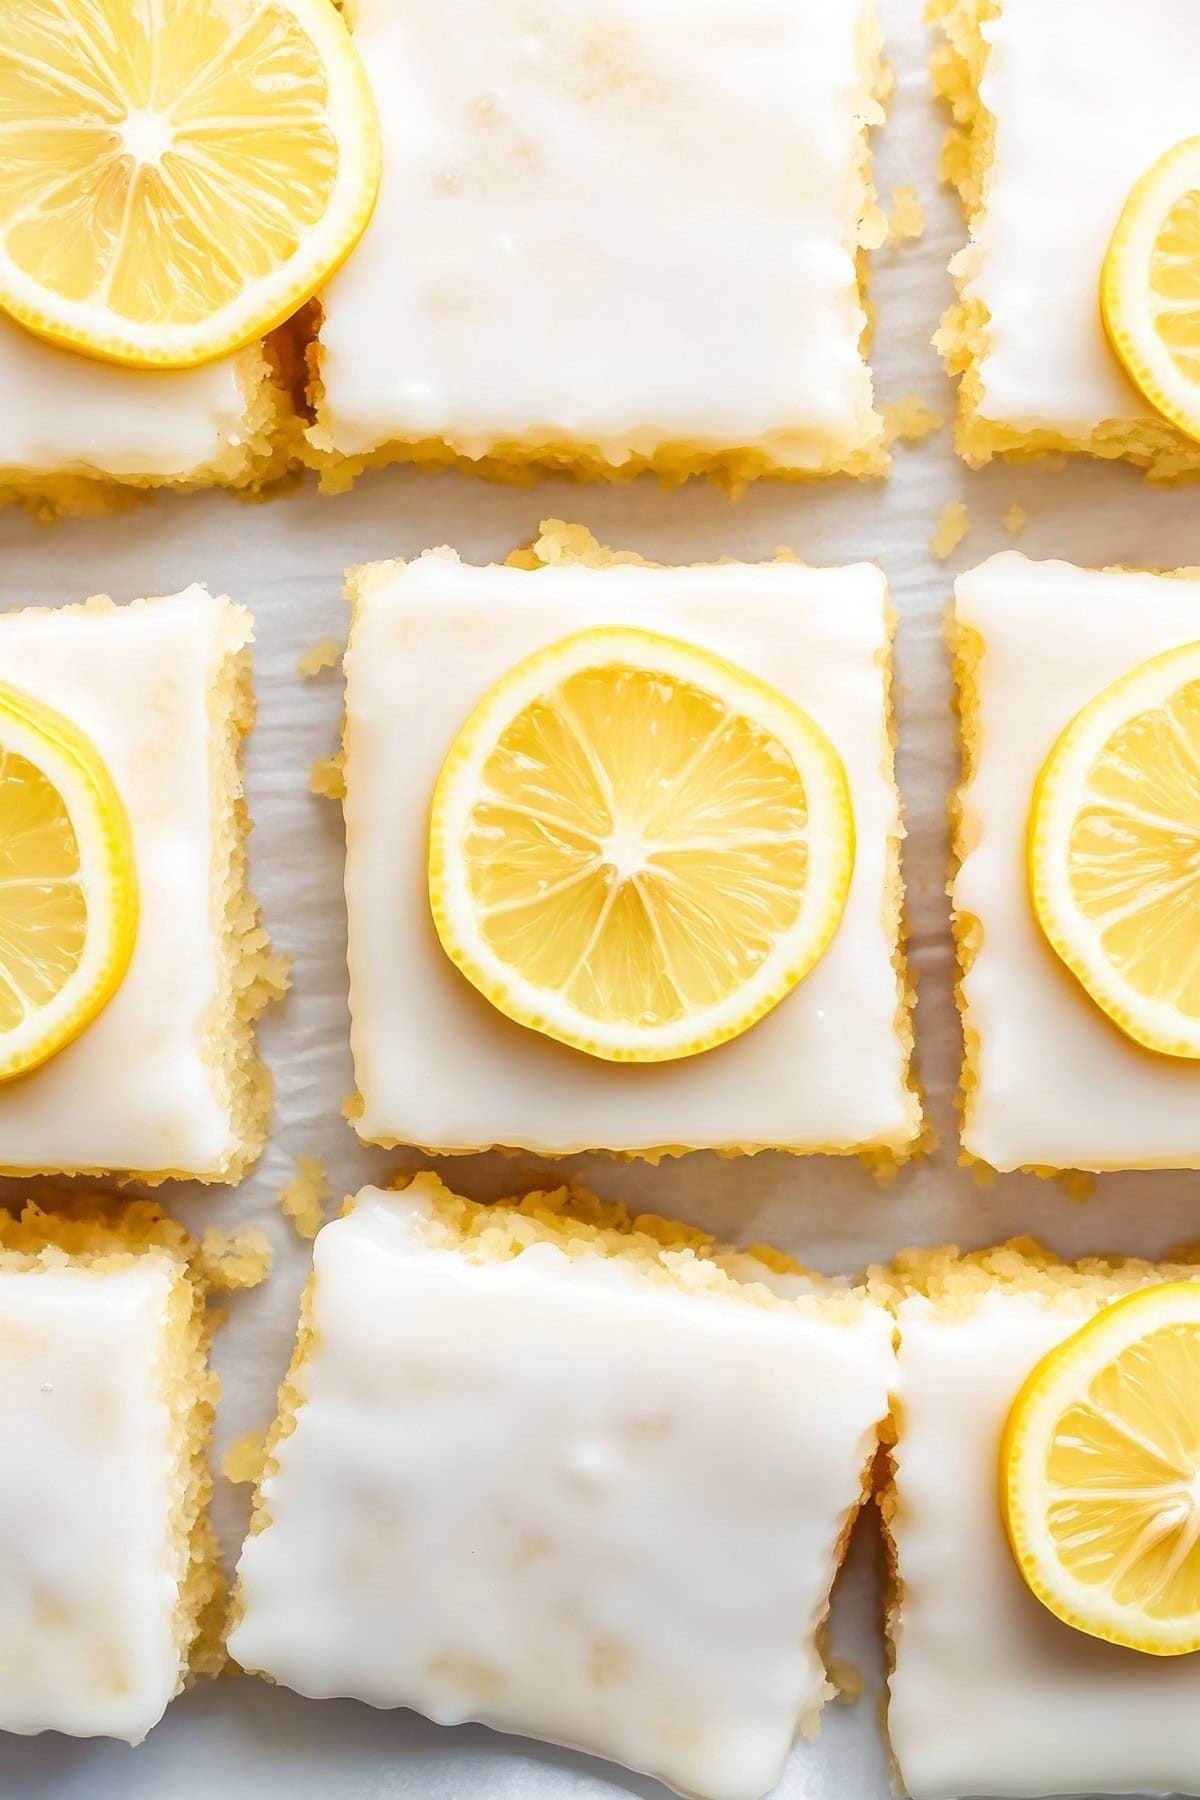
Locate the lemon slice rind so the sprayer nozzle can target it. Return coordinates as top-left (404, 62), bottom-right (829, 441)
top-left (0, 683), bottom-right (137, 1080)
top-left (428, 627), bottom-right (855, 1064)
top-left (1102, 136), bottom-right (1200, 445)
top-left (1002, 1281), bottom-right (1200, 1657)
top-left (0, 0), bottom-right (381, 370)
top-left (1029, 640), bottom-right (1200, 1060)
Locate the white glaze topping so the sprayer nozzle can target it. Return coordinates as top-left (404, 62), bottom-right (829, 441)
top-left (0, 317), bottom-right (254, 481)
top-left (230, 1178), bottom-right (896, 1800)
top-left (0, 1257), bottom-right (185, 1742)
top-left (343, 552), bottom-right (916, 1156)
top-left (314, 0), bottom-right (880, 469)
top-left (954, 554), bottom-right (1200, 1171)
top-left (0, 587), bottom-right (246, 1175)
top-left (969, 0), bottom-right (1200, 433)
top-left (889, 1286), bottom-right (1200, 1799)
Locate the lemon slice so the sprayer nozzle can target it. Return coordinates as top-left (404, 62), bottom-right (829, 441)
top-left (0, 683), bottom-right (137, 1079)
top-left (1028, 641), bottom-right (1200, 1058)
top-left (1102, 137), bottom-right (1200, 442)
top-left (427, 627), bottom-right (855, 1063)
top-left (1002, 1282), bottom-right (1200, 1656)
top-left (0, 0), bottom-right (380, 369)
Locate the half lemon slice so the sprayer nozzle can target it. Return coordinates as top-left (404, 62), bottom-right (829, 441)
top-left (0, 0), bottom-right (380, 368)
top-left (428, 627), bottom-right (855, 1063)
top-left (1002, 1282), bottom-right (1200, 1656)
top-left (1102, 137), bottom-right (1200, 443)
top-left (1028, 641), bottom-right (1200, 1058)
top-left (0, 684), bottom-right (137, 1079)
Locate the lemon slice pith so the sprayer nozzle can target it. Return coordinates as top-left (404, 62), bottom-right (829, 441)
top-left (1002, 1282), bottom-right (1200, 1656)
top-left (0, 0), bottom-right (380, 369)
top-left (427, 628), bottom-right (855, 1063)
top-left (1102, 137), bottom-right (1200, 443)
top-left (0, 684), bottom-right (137, 1080)
top-left (1028, 641), bottom-right (1200, 1059)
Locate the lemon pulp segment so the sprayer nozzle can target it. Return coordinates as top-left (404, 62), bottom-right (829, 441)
top-left (428, 628), bottom-right (855, 1063)
top-left (1002, 1283), bottom-right (1200, 1655)
top-left (0, 683), bottom-right (137, 1079)
top-left (1102, 137), bottom-right (1200, 442)
top-left (0, 0), bottom-right (380, 367)
top-left (1029, 642), bottom-right (1200, 1058)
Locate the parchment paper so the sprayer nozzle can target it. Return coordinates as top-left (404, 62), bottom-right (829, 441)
top-left (1, 1), bottom-right (1198, 1792)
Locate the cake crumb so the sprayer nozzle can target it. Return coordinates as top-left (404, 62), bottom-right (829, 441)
top-left (930, 501), bottom-right (971, 562)
top-left (297, 636), bottom-right (341, 679)
top-left (310, 753), bottom-right (346, 799)
top-left (1060, 1169), bottom-right (1096, 1204)
top-left (858, 201), bottom-right (888, 253)
top-left (828, 1655), bottom-right (864, 1704)
top-left (939, 128), bottom-right (972, 193)
top-left (1003, 502), bottom-right (1029, 537)
top-left (222, 1431), bottom-right (267, 1486)
top-left (887, 185), bottom-right (926, 246)
top-left (881, 396), bottom-right (943, 447)
top-left (278, 1155), bottom-right (333, 1240)
top-left (243, 945), bottom-right (291, 1011)
top-left (529, 521), bottom-right (641, 570)
top-left (533, 521), bottom-right (609, 567)
top-left (199, 1225), bottom-right (272, 1292)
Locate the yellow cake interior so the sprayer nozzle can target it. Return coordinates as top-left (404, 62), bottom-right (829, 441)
top-left (947, 608), bottom-right (987, 1171)
top-left (200, 606), bottom-right (290, 1186)
top-left (370, 1170), bottom-right (869, 1314)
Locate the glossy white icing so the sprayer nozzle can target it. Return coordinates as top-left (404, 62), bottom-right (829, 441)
top-left (0, 318), bottom-right (254, 481)
top-left (314, 0), bottom-right (881, 470)
top-left (968, 0), bottom-right (1200, 433)
top-left (889, 1286), bottom-right (1200, 1799)
top-left (0, 1258), bottom-right (185, 1742)
top-left (342, 551), bottom-right (917, 1156)
top-left (230, 1178), bottom-right (896, 1800)
top-left (0, 587), bottom-right (247, 1175)
top-left (954, 554), bottom-right (1200, 1171)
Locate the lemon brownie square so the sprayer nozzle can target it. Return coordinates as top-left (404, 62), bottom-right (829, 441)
top-left (877, 1242), bottom-right (1200, 1799)
top-left (0, 586), bottom-right (279, 1181)
top-left (931, 0), bottom-right (1200, 478)
top-left (306, 0), bottom-right (887, 489)
top-left (0, 1198), bottom-right (220, 1743)
top-left (0, 324), bottom-right (292, 520)
top-left (341, 527), bottom-right (919, 1160)
top-left (952, 553), bottom-right (1200, 1173)
top-left (229, 1173), bottom-right (895, 1800)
